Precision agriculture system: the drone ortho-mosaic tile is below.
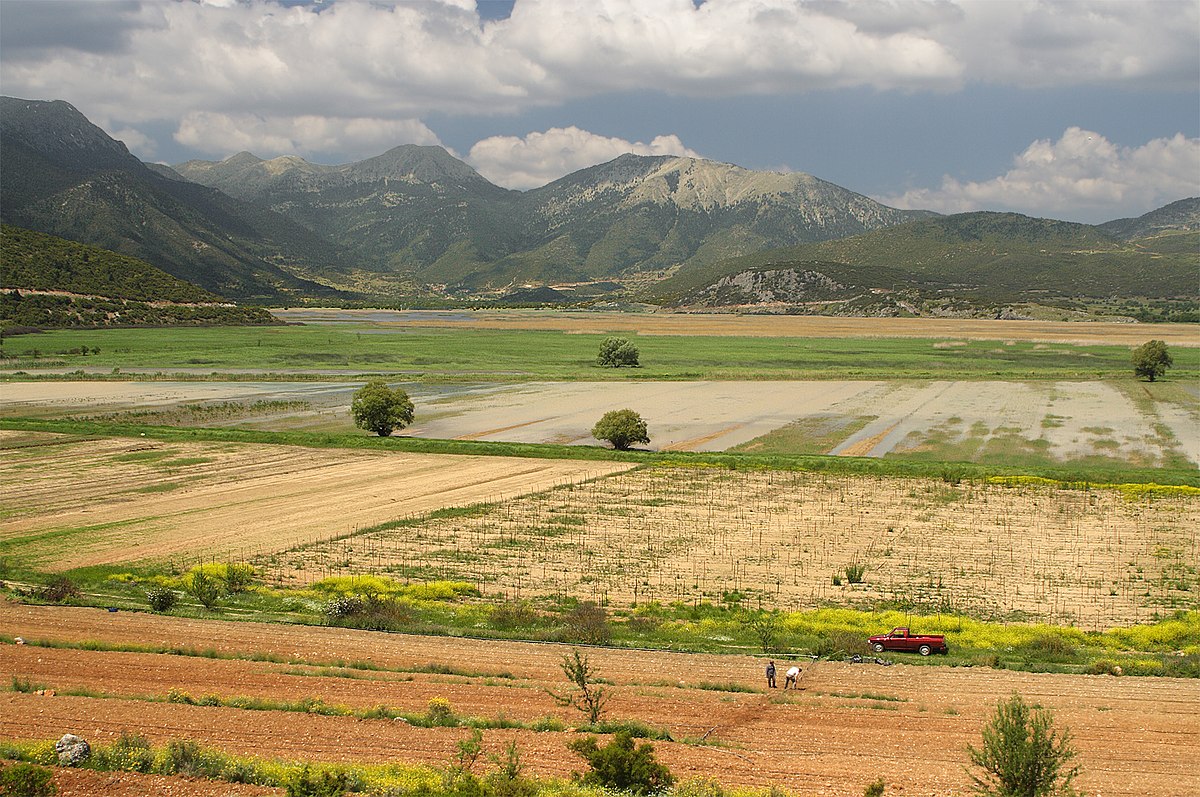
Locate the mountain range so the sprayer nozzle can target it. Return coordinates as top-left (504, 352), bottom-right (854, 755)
top-left (170, 144), bottom-right (934, 292)
top-left (2, 96), bottom-right (1196, 316)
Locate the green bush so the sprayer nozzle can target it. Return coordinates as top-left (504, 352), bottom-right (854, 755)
top-left (596, 337), bottom-right (640, 368)
top-left (0, 762), bottom-right (56, 797)
top-left (145, 587), bottom-right (177, 613)
top-left (285, 765), bottom-right (349, 797)
top-left (184, 570), bottom-right (223, 610)
top-left (221, 563), bottom-right (255, 594)
top-left (864, 778), bottom-right (886, 797)
top-left (967, 693), bottom-right (1080, 797)
top-left (425, 697), bottom-right (457, 727)
top-left (567, 731), bottom-right (675, 795)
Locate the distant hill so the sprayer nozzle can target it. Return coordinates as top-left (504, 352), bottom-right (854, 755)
top-left (173, 149), bottom-right (933, 291)
top-left (1097, 197), bottom-right (1199, 240)
top-left (0, 225), bottom-right (276, 329)
top-left (0, 97), bottom-right (346, 301)
top-left (653, 210), bottom-right (1199, 317)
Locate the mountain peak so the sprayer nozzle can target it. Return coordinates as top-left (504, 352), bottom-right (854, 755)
top-left (348, 144), bottom-right (489, 186)
top-left (0, 95), bottom-right (137, 173)
top-left (224, 151), bottom-right (264, 166)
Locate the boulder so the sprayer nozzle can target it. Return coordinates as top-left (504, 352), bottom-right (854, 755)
top-left (56, 734), bottom-right (90, 766)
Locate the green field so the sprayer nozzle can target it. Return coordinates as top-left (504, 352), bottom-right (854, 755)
top-left (5, 323), bottom-right (1196, 381)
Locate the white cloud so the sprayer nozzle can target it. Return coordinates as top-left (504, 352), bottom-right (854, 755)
top-left (109, 126), bottom-right (156, 159)
top-left (467, 127), bottom-right (701, 189)
top-left (881, 128), bottom-right (1200, 222)
top-left (174, 112), bottom-right (440, 160)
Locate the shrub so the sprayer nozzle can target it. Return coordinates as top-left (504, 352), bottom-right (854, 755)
top-left (845, 561), bottom-right (866, 584)
top-left (153, 739), bottom-right (219, 778)
top-left (484, 741), bottom-right (533, 797)
top-left (560, 601), bottom-right (611, 645)
top-left (567, 731), bottom-right (675, 795)
top-left (0, 762), bottom-right (56, 797)
top-left (1018, 633), bottom-right (1077, 662)
top-left (967, 692), bottom-right (1080, 797)
top-left (1085, 659), bottom-right (1121, 676)
top-left (145, 587), bottom-right (177, 613)
top-left (97, 732), bottom-right (153, 773)
top-left (38, 576), bottom-right (80, 604)
top-left (285, 765), bottom-right (349, 797)
top-left (814, 630), bottom-right (867, 658)
top-left (490, 600), bottom-right (541, 630)
top-left (323, 596), bottom-right (366, 620)
top-left (673, 777), bottom-right (726, 797)
top-left (864, 778), bottom-right (886, 797)
top-left (425, 697), bottom-right (457, 727)
top-left (221, 563), bottom-right (255, 594)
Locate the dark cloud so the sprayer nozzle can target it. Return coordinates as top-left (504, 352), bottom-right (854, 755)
top-left (0, 0), bottom-right (157, 57)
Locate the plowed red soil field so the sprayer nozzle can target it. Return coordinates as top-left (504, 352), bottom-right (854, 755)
top-left (2, 603), bottom-right (1196, 796)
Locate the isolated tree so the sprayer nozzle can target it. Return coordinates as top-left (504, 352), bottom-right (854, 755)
top-left (967, 692), bottom-right (1080, 797)
top-left (547, 648), bottom-right (611, 724)
top-left (597, 336), bottom-right (640, 367)
top-left (740, 609), bottom-right (782, 653)
top-left (351, 379), bottom-right (414, 436)
top-left (1131, 339), bottom-right (1173, 382)
top-left (592, 409), bottom-right (649, 450)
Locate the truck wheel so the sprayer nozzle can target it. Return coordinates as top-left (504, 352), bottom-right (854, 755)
top-left (872, 643), bottom-right (885, 653)
top-left (918, 645), bottom-right (932, 656)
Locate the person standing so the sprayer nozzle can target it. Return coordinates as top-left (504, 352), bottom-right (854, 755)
top-left (765, 660), bottom-right (777, 688)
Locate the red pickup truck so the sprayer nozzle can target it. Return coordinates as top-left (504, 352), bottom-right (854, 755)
top-left (867, 627), bottom-right (948, 656)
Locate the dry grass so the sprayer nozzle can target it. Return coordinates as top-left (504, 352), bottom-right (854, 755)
top-left (275, 467), bottom-right (1200, 629)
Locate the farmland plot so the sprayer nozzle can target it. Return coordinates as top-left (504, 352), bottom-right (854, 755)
top-left (276, 467), bottom-right (1200, 629)
top-left (0, 431), bottom-right (632, 569)
top-left (2, 604), bottom-right (1197, 797)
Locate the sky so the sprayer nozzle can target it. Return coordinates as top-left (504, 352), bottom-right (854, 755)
top-left (1, 0), bottom-right (1198, 224)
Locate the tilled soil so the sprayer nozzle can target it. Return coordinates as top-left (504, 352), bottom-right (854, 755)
top-left (2, 603), bottom-right (1196, 796)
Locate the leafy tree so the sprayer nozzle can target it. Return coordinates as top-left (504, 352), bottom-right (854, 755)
top-left (597, 336), bottom-right (640, 367)
top-left (350, 379), bottom-right (414, 437)
top-left (592, 409), bottom-right (649, 450)
top-left (967, 692), bottom-right (1080, 797)
top-left (548, 648), bottom-right (611, 724)
top-left (1131, 339), bottom-right (1173, 382)
top-left (568, 731), bottom-right (675, 795)
top-left (740, 609), bottom-right (781, 653)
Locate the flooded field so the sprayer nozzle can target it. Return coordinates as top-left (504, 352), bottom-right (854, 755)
top-left (4, 377), bottom-right (1195, 466)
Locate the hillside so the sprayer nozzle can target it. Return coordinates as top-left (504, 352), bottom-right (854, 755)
top-left (0, 225), bottom-right (277, 329)
top-left (0, 97), bottom-right (346, 301)
top-left (652, 210), bottom-right (1200, 316)
top-left (1, 224), bottom-right (220, 303)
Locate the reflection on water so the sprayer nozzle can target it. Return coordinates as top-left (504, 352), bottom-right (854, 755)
top-left (272, 309), bottom-right (478, 325)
